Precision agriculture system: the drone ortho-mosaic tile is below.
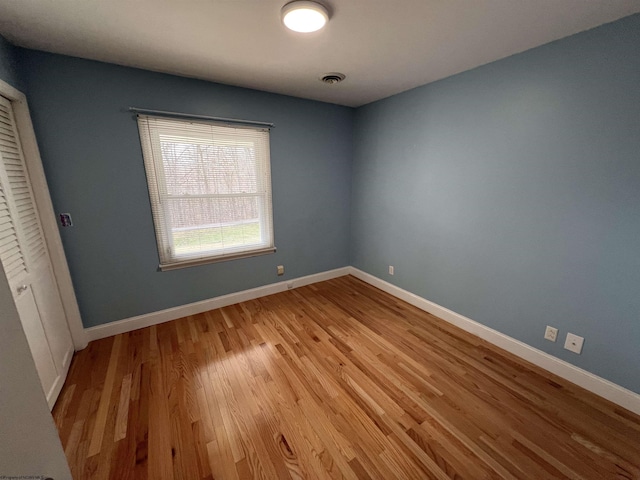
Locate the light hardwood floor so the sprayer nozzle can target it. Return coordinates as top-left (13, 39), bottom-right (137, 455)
top-left (53, 275), bottom-right (640, 479)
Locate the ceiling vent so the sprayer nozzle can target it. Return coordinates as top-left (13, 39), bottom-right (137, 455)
top-left (320, 72), bottom-right (346, 84)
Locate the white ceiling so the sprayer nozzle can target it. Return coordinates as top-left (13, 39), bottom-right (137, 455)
top-left (0, 0), bottom-right (639, 107)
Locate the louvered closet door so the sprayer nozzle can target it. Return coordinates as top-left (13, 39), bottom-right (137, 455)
top-left (0, 94), bottom-right (73, 409)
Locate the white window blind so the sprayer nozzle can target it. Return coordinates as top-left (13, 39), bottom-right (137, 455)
top-left (137, 115), bottom-right (275, 270)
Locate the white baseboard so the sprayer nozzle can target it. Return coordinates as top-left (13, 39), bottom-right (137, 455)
top-left (84, 264), bottom-right (639, 415)
top-left (348, 267), bottom-right (640, 416)
top-left (85, 267), bottom-right (350, 342)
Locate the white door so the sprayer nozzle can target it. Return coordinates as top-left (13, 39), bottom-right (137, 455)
top-left (0, 94), bottom-right (74, 409)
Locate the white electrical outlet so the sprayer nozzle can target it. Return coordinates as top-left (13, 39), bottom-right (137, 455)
top-left (277, 265), bottom-right (285, 276)
top-left (564, 332), bottom-right (584, 354)
top-left (389, 265), bottom-right (394, 275)
top-left (544, 326), bottom-right (558, 342)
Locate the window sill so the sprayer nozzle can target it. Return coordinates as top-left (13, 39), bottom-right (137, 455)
top-left (158, 246), bottom-right (276, 271)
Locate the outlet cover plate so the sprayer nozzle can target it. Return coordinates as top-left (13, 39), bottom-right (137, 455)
top-left (544, 326), bottom-right (558, 342)
top-left (564, 332), bottom-right (584, 354)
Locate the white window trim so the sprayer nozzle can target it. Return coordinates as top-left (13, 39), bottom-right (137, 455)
top-left (137, 114), bottom-right (276, 271)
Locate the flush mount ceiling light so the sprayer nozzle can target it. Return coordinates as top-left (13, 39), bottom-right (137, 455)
top-left (281, 1), bottom-right (329, 33)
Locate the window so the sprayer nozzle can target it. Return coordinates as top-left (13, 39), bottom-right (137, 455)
top-left (136, 115), bottom-right (275, 270)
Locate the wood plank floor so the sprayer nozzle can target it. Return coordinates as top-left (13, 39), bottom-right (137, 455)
top-left (53, 275), bottom-right (640, 479)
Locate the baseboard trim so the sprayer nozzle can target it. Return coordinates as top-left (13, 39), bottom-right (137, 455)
top-left (348, 267), bottom-right (640, 415)
top-left (84, 264), bottom-right (639, 415)
top-left (85, 267), bottom-right (350, 342)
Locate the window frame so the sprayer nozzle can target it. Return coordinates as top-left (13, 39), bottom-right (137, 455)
top-left (137, 114), bottom-right (275, 271)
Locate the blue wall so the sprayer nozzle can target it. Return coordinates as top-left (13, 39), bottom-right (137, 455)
top-left (351, 15), bottom-right (640, 393)
top-left (17, 50), bottom-right (353, 328)
top-left (0, 35), bottom-right (21, 89)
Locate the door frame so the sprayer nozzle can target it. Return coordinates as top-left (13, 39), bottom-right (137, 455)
top-left (0, 78), bottom-right (87, 350)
